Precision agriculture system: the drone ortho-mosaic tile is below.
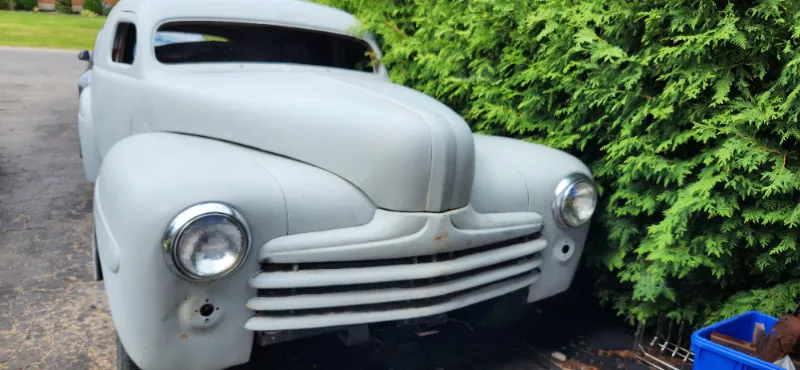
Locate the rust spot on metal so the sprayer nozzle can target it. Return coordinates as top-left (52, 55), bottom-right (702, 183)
top-left (434, 232), bottom-right (449, 241)
top-left (181, 333), bottom-right (188, 340)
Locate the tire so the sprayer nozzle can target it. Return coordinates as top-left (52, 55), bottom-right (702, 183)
top-left (117, 335), bottom-right (142, 370)
top-left (91, 219), bottom-right (103, 281)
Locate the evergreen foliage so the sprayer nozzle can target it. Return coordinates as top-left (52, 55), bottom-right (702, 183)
top-left (16, 0), bottom-right (37, 11)
top-left (316, 0), bottom-right (800, 325)
top-left (82, 0), bottom-right (102, 14)
top-left (0, 0), bottom-right (34, 10)
top-left (55, 0), bottom-right (72, 13)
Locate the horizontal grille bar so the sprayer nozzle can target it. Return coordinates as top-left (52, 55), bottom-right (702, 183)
top-left (257, 248), bottom-right (539, 297)
top-left (248, 259), bottom-right (541, 311)
top-left (250, 237), bottom-right (546, 289)
top-left (245, 271), bottom-right (538, 332)
top-left (260, 209), bottom-right (544, 264)
top-left (262, 233), bottom-right (538, 272)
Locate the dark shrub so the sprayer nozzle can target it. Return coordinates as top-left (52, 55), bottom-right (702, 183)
top-left (16, 0), bottom-right (36, 10)
top-left (55, 0), bottom-right (72, 13)
top-left (82, 0), bottom-right (101, 14)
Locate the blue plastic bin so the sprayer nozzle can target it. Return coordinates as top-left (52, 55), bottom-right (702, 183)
top-left (691, 311), bottom-right (784, 370)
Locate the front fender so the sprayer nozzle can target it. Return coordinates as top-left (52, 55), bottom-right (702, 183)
top-left (471, 134), bottom-right (593, 303)
top-left (94, 133), bottom-right (294, 370)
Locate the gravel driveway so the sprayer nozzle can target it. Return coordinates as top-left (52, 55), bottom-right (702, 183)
top-left (0, 47), bottom-right (638, 370)
top-left (0, 47), bottom-right (112, 370)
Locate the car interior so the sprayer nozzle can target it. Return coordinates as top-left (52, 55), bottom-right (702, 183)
top-left (154, 21), bottom-right (377, 73)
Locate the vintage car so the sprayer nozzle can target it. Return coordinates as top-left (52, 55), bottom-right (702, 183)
top-left (77, 0), bottom-right (598, 369)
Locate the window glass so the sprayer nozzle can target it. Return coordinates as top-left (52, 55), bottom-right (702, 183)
top-left (154, 21), bottom-right (376, 73)
top-left (112, 22), bottom-right (137, 64)
top-left (154, 31), bottom-right (210, 47)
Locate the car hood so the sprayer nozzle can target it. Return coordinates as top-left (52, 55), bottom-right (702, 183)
top-left (140, 68), bottom-right (475, 212)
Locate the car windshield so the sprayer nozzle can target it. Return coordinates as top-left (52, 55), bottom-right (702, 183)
top-left (153, 21), bottom-right (377, 73)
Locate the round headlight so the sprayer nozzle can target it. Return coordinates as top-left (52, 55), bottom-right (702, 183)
top-left (163, 203), bottom-right (250, 281)
top-left (553, 174), bottom-right (598, 228)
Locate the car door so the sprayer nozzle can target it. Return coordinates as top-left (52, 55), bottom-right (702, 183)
top-left (91, 10), bottom-right (141, 160)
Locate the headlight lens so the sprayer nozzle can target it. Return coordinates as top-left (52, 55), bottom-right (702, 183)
top-left (553, 174), bottom-right (597, 228)
top-left (163, 203), bottom-right (250, 281)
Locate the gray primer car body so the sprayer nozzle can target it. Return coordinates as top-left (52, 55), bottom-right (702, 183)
top-left (78, 0), bottom-right (595, 369)
top-left (78, 30), bottom-right (205, 95)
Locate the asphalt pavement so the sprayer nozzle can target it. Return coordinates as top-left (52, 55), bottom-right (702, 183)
top-left (0, 47), bottom-right (111, 370)
top-left (0, 47), bottom-right (641, 370)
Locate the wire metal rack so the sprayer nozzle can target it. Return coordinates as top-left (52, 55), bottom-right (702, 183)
top-left (632, 319), bottom-right (696, 370)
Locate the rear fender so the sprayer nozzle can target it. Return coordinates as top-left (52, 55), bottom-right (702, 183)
top-left (77, 86), bottom-right (101, 182)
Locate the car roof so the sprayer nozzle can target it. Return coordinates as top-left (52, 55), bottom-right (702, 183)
top-left (129, 0), bottom-right (362, 37)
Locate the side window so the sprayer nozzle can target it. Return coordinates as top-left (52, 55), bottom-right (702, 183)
top-left (112, 22), bottom-right (137, 65)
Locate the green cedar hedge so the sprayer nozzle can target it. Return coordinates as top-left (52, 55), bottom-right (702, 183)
top-left (16, 0), bottom-right (37, 11)
top-left (317, 0), bottom-right (800, 325)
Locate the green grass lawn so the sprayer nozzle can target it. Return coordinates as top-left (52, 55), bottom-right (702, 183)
top-left (0, 10), bottom-right (105, 50)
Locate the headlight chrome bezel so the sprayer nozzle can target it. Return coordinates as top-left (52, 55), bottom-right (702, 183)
top-left (552, 173), bottom-right (597, 228)
top-left (162, 202), bottom-right (251, 282)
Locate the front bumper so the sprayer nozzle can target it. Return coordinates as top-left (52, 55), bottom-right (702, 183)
top-left (245, 205), bottom-right (546, 331)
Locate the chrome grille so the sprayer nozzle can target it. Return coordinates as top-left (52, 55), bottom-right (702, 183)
top-left (244, 233), bottom-right (546, 331)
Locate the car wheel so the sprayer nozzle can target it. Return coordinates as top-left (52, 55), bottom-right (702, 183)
top-left (91, 219), bottom-right (102, 281)
top-left (117, 335), bottom-right (142, 370)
